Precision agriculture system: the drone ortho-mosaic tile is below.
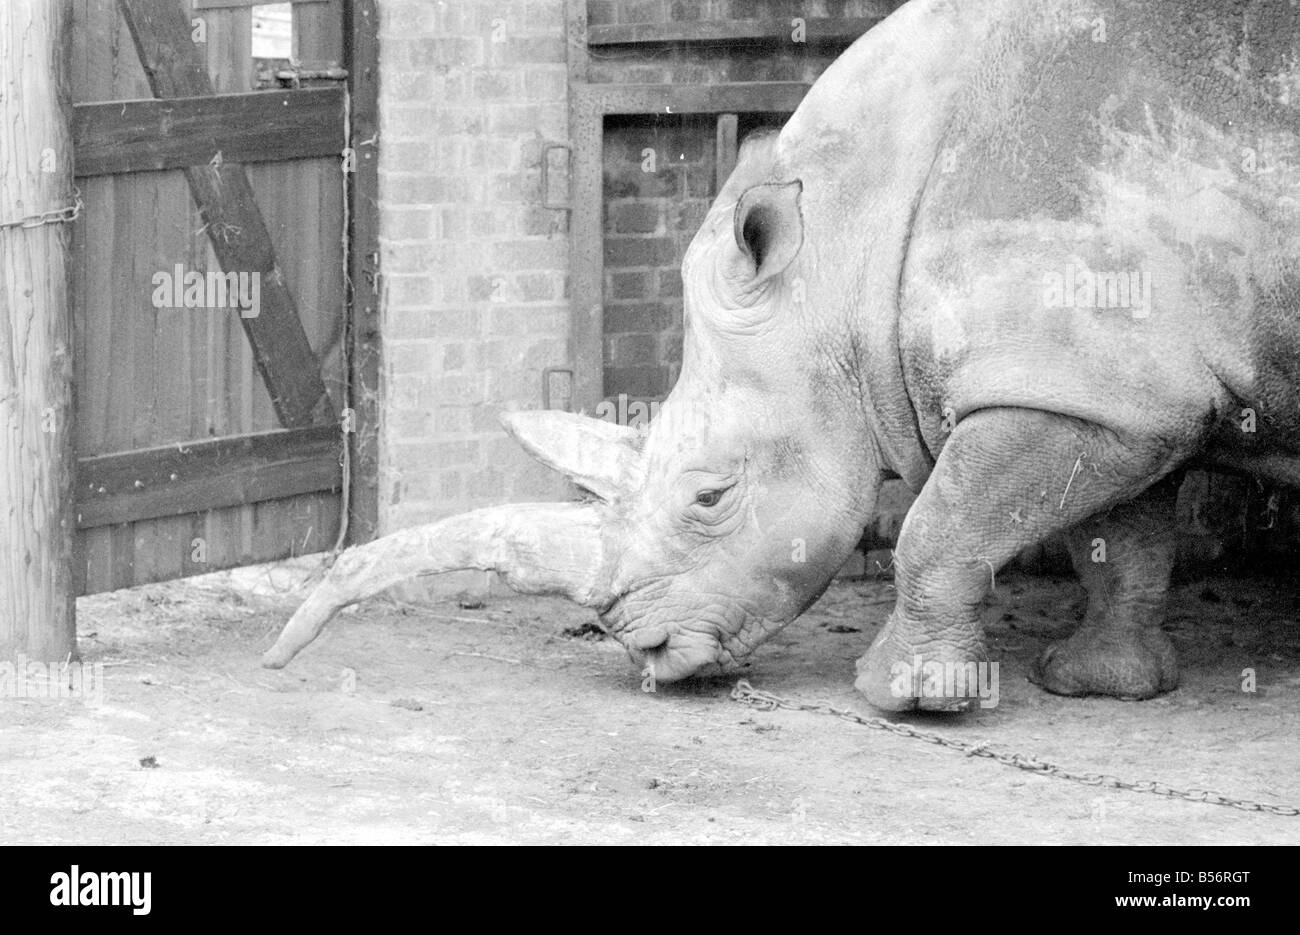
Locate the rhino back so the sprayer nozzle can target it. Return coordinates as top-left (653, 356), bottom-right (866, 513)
top-left (895, 0), bottom-right (1300, 462)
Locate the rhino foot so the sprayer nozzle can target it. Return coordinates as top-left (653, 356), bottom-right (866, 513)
top-left (854, 614), bottom-right (989, 713)
top-left (1033, 474), bottom-right (1181, 700)
top-left (1031, 625), bottom-right (1178, 700)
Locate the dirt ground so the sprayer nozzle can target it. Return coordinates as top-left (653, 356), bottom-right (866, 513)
top-left (3, 556), bottom-right (1299, 845)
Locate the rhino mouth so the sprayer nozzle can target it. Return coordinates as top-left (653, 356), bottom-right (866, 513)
top-left (624, 635), bottom-right (729, 683)
top-left (601, 596), bottom-right (767, 683)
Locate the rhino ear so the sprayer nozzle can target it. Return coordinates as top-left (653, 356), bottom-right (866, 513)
top-left (732, 179), bottom-right (804, 285)
top-left (500, 410), bottom-right (644, 501)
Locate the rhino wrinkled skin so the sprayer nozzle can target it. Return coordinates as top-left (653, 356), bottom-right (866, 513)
top-left (268, 0), bottom-right (1300, 714)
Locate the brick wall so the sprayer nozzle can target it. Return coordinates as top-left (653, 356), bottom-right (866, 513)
top-left (377, 0), bottom-right (572, 596)
top-left (602, 115), bottom-right (709, 399)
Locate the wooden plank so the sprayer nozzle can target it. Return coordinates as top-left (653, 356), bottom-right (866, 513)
top-left (195, 0), bottom-right (327, 9)
top-left (132, 514), bottom-right (188, 585)
top-left (127, 177), bottom-right (158, 449)
top-left (73, 89), bottom-right (346, 176)
top-left (344, 0), bottom-right (380, 545)
top-left (252, 490), bottom-right (336, 571)
top-left (247, 154), bottom-right (346, 556)
top-left (574, 81), bottom-right (809, 117)
top-left (119, 0), bottom-right (333, 429)
top-left (715, 113), bottom-right (738, 191)
top-left (588, 18), bottom-right (884, 46)
top-left (67, 0), bottom-right (121, 481)
top-left (76, 424), bottom-right (342, 528)
top-left (145, 171), bottom-right (191, 458)
top-left (271, 1), bottom-right (344, 559)
top-left (134, 166), bottom-right (193, 588)
top-left (294, 0), bottom-right (342, 65)
top-left (203, 0), bottom-right (263, 569)
top-left (108, 522), bottom-right (136, 591)
top-left (71, 0), bottom-right (152, 104)
top-left (207, 2), bottom-right (258, 575)
top-left (203, 0), bottom-right (253, 92)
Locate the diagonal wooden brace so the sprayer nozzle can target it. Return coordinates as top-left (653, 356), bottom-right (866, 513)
top-left (118, 0), bottom-right (334, 428)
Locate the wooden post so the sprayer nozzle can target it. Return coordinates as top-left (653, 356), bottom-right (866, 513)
top-left (344, 0), bottom-right (381, 544)
top-left (715, 113), bottom-right (738, 192)
top-left (0, 0), bottom-right (77, 662)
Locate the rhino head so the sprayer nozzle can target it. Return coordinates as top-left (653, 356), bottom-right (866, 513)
top-left (263, 134), bottom-right (887, 682)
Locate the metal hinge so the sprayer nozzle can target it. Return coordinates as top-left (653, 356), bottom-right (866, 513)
top-left (542, 367), bottom-right (574, 411)
top-left (540, 141), bottom-right (572, 211)
top-left (269, 62), bottom-right (349, 88)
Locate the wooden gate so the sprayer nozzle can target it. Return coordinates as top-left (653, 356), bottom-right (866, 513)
top-left (69, 0), bottom-right (378, 594)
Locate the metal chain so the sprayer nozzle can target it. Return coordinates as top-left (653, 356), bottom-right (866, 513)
top-left (0, 187), bottom-right (83, 231)
top-left (731, 680), bottom-right (1300, 817)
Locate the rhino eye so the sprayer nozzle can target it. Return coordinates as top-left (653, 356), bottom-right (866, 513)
top-left (694, 489), bottom-right (725, 508)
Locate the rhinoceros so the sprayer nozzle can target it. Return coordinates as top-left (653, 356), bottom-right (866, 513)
top-left (265, 0), bottom-right (1300, 712)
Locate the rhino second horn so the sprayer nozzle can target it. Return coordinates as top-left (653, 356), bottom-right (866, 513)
top-left (499, 409), bottom-right (644, 502)
top-left (261, 502), bottom-right (608, 669)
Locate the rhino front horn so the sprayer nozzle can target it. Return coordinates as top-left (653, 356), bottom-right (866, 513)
top-left (261, 502), bottom-right (608, 669)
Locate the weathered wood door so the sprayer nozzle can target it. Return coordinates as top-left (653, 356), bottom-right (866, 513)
top-left (70, 0), bottom-right (378, 594)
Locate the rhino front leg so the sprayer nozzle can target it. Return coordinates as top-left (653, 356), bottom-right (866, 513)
top-left (855, 407), bottom-right (1191, 712)
top-left (1030, 472), bottom-right (1180, 699)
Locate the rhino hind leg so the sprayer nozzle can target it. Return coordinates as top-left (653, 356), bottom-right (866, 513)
top-left (855, 407), bottom-right (1197, 713)
top-left (1030, 474), bottom-right (1181, 700)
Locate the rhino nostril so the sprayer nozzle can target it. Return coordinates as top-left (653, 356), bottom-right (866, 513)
top-left (630, 625), bottom-right (670, 652)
